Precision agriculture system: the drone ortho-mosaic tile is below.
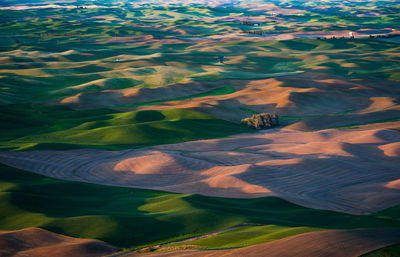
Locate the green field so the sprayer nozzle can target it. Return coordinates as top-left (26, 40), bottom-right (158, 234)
top-left (0, 104), bottom-right (251, 151)
top-left (1, 163), bottom-right (399, 249)
top-left (117, 85), bottom-right (236, 108)
top-left (166, 225), bottom-right (323, 250)
top-left (361, 244), bottom-right (400, 257)
top-left (1, 2), bottom-right (400, 106)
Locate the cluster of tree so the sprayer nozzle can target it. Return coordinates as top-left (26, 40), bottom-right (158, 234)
top-left (40, 33), bottom-right (80, 37)
top-left (316, 33), bottom-right (400, 40)
top-left (369, 34), bottom-right (400, 39)
top-left (241, 30), bottom-right (264, 35)
top-left (240, 21), bottom-right (265, 26)
top-left (317, 36), bottom-right (354, 40)
top-left (241, 113), bottom-right (279, 129)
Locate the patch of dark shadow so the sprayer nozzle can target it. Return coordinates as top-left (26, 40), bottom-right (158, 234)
top-left (10, 56), bottom-right (34, 63)
top-left (294, 110), bottom-right (400, 131)
top-left (103, 78), bottom-right (142, 90)
top-left (0, 63), bottom-right (46, 69)
top-left (281, 40), bottom-right (320, 51)
top-left (134, 110), bottom-right (166, 122)
top-left (3, 164), bottom-right (186, 248)
top-left (131, 67), bottom-right (156, 75)
top-left (71, 64), bottom-right (112, 73)
top-left (54, 78), bottom-right (141, 97)
top-left (184, 193), bottom-right (399, 229)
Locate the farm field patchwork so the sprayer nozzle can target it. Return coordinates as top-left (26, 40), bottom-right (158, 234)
top-left (1, 163), bottom-right (400, 250)
top-left (0, 0), bottom-right (400, 256)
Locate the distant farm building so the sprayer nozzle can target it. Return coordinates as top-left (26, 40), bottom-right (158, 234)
top-left (241, 21), bottom-right (262, 27)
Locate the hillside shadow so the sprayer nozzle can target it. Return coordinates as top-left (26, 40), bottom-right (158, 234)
top-left (231, 138), bottom-right (400, 214)
top-left (2, 163), bottom-right (188, 248)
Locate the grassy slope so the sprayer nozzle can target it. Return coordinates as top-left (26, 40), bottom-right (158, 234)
top-left (372, 205), bottom-right (400, 222)
top-left (117, 85), bottom-right (236, 108)
top-left (357, 204), bottom-right (400, 256)
top-left (0, 163), bottom-right (399, 249)
top-left (0, 105), bottom-right (251, 151)
top-left (360, 244), bottom-right (400, 257)
top-left (166, 225), bottom-right (322, 250)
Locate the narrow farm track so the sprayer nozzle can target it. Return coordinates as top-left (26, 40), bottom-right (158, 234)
top-left (121, 228), bottom-right (400, 257)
